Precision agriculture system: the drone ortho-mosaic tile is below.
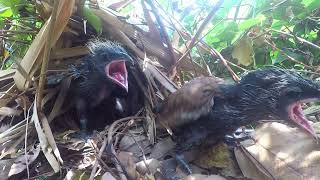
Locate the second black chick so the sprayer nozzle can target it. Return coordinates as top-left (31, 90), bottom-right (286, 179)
top-left (70, 40), bottom-right (134, 135)
top-left (157, 67), bottom-right (320, 174)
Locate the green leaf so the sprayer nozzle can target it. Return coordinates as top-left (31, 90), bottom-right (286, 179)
top-left (0, 0), bottom-right (22, 17)
top-left (0, 7), bottom-right (12, 17)
top-left (239, 14), bottom-right (266, 30)
top-left (83, 5), bottom-right (102, 35)
top-left (302, 0), bottom-right (320, 11)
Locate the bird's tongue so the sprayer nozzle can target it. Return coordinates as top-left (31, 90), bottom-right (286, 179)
top-left (106, 60), bottom-right (128, 91)
top-left (290, 103), bottom-right (317, 140)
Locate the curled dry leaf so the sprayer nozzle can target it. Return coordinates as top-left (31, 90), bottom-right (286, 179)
top-left (8, 144), bottom-right (40, 177)
top-left (235, 122), bottom-right (320, 180)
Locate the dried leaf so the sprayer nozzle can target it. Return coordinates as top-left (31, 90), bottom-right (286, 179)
top-left (0, 69), bottom-right (15, 81)
top-left (0, 159), bottom-right (14, 180)
top-left (234, 146), bottom-right (271, 180)
top-left (232, 36), bottom-right (254, 66)
top-left (136, 158), bottom-right (161, 175)
top-left (8, 144), bottom-right (40, 177)
top-left (0, 107), bottom-right (22, 117)
top-left (14, 0), bottom-right (75, 90)
top-left (101, 172), bottom-right (116, 180)
top-left (186, 174), bottom-right (227, 180)
top-left (48, 76), bottom-right (72, 122)
top-left (144, 61), bottom-right (178, 93)
top-left (118, 151), bottom-right (137, 179)
top-left (32, 99), bottom-right (60, 172)
top-left (236, 122), bottom-right (320, 179)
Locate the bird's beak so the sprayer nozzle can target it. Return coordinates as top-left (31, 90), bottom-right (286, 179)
top-left (288, 101), bottom-right (318, 141)
top-left (105, 60), bottom-right (128, 92)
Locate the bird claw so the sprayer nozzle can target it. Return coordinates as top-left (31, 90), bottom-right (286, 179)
top-left (175, 154), bottom-right (192, 175)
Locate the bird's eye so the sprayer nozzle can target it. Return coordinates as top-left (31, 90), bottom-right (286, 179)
top-left (283, 87), bottom-right (302, 98)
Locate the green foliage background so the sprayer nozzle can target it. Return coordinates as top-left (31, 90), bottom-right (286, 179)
top-left (1, 0), bottom-right (320, 79)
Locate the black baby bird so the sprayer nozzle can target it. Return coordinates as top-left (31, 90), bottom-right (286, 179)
top-left (71, 41), bottom-right (134, 134)
top-left (157, 67), bottom-right (320, 173)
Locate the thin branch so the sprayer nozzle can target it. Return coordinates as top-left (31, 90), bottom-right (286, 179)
top-left (178, 0), bottom-right (224, 63)
top-left (270, 28), bottom-right (320, 50)
top-left (265, 40), bottom-right (314, 70)
top-left (146, 0), bottom-right (177, 68)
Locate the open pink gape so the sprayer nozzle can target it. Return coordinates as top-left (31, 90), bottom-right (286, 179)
top-left (105, 60), bottom-right (128, 91)
top-left (288, 100), bottom-right (317, 140)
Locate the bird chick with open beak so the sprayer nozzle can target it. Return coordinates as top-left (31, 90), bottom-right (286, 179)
top-left (157, 67), bottom-right (320, 174)
top-left (71, 40), bottom-right (133, 136)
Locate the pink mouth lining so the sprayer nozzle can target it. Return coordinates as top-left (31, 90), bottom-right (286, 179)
top-left (288, 99), bottom-right (318, 140)
top-left (105, 60), bottom-right (128, 92)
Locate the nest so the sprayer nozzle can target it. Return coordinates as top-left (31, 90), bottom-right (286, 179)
top-left (6, 1), bottom-right (319, 180)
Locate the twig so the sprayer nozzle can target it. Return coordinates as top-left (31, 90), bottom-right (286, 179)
top-left (89, 137), bottom-right (108, 180)
top-left (209, 48), bottom-right (240, 82)
top-left (269, 28), bottom-right (320, 50)
top-left (264, 40), bottom-right (314, 70)
top-left (154, 0), bottom-right (199, 76)
top-left (0, 30), bottom-right (38, 34)
top-left (24, 103), bottom-right (33, 179)
top-left (146, 0), bottom-right (177, 71)
top-left (89, 116), bottom-right (144, 180)
top-left (174, 0), bottom-right (224, 67)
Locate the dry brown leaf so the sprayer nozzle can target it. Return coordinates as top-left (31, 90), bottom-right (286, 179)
top-left (0, 85), bottom-right (16, 108)
top-left (50, 46), bottom-right (89, 60)
top-left (144, 61), bottom-right (178, 93)
top-left (32, 99), bottom-right (60, 172)
top-left (0, 159), bottom-right (14, 180)
top-left (119, 129), bottom-right (152, 157)
top-left (236, 122), bottom-right (320, 180)
top-left (101, 172), bottom-right (117, 180)
top-left (232, 36), bottom-right (254, 66)
top-left (64, 169), bottom-right (91, 180)
top-left (14, 0), bottom-right (75, 90)
top-left (136, 158), bottom-right (161, 175)
top-left (8, 144), bottom-right (40, 177)
top-left (118, 151), bottom-right (138, 179)
top-left (0, 69), bottom-right (15, 81)
top-left (234, 146), bottom-right (271, 180)
top-left (186, 174), bottom-right (226, 180)
top-left (47, 76), bottom-right (72, 122)
top-left (0, 107), bottom-right (22, 117)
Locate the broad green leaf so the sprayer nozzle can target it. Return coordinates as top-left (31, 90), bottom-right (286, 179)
top-left (0, 6), bottom-right (12, 17)
top-left (83, 5), bottom-right (102, 35)
top-left (302, 0), bottom-right (320, 11)
top-left (0, 0), bottom-right (22, 16)
top-left (239, 14), bottom-right (266, 30)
